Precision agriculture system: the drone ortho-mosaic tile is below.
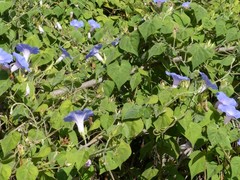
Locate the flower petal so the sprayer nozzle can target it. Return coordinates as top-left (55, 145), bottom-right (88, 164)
top-left (199, 72), bottom-right (218, 90)
top-left (16, 44), bottom-right (39, 54)
top-left (88, 19), bottom-right (101, 30)
top-left (165, 71), bottom-right (190, 87)
top-left (182, 2), bottom-right (191, 8)
top-left (86, 44), bottom-right (102, 59)
top-left (216, 92), bottom-right (238, 107)
top-left (64, 109), bottom-right (94, 134)
top-left (0, 48), bottom-right (13, 64)
top-left (70, 19), bottom-right (84, 29)
top-left (60, 47), bottom-right (71, 58)
top-left (218, 104), bottom-right (240, 119)
top-left (12, 52), bottom-right (30, 72)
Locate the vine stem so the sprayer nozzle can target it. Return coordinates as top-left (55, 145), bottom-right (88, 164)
top-left (84, 132), bottom-right (104, 147)
top-left (50, 77), bottom-right (103, 97)
top-left (10, 102), bottom-right (38, 128)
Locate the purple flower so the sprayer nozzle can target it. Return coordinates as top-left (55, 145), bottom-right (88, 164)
top-left (153, 0), bottom-right (166, 3)
top-left (56, 47), bottom-right (72, 63)
top-left (216, 92), bottom-right (238, 107)
top-left (182, 2), bottom-right (191, 8)
top-left (199, 72), bottom-right (218, 90)
top-left (165, 71), bottom-right (190, 88)
top-left (111, 38), bottom-right (120, 46)
top-left (85, 159), bottom-right (92, 167)
top-left (16, 44), bottom-right (39, 61)
top-left (60, 47), bottom-right (70, 57)
top-left (70, 19), bottom-right (84, 29)
top-left (86, 44), bottom-right (103, 63)
top-left (64, 109), bottom-right (94, 134)
top-left (88, 19), bottom-right (101, 31)
top-left (11, 52), bottom-right (30, 72)
top-left (0, 48), bottom-right (13, 65)
top-left (217, 104), bottom-right (240, 124)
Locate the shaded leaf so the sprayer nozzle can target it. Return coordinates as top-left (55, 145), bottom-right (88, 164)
top-left (99, 140), bottom-right (131, 174)
top-left (231, 157), bottom-right (240, 179)
top-left (138, 20), bottom-right (157, 41)
top-left (154, 108), bottom-right (174, 132)
top-left (148, 43), bottom-right (166, 60)
top-left (189, 151), bottom-right (206, 179)
top-left (130, 72), bottom-right (142, 90)
top-left (102, 80), bottom-right (115, 96)
top-left (207, 123), bottom-right (231, 150)
top-left (119, 31), bottom-right (140, 56)
top-left (184, 122), bottom-right (202, 147)
top-left (191, 3), bottom-right (208, 22)
top-left (107, 61), bottom-right (131, 89)
top-left (122, 119), bottom-right (144, 138)
top-left (75, 149), bottom-right (90, 170)
top-left (206, 162), bottom-right (222, 180)
top-left (188, 44), bottom-right (214, 69)
top-left (0, 164), bottom-right (11, 180)
top-left (122, 103), bottom-right (142, 120)
top-left (0, 71), bottom-right (12, 96)
top-left (226, 28), bottom-right (240, 42)
top-left (0, 2), bottom-right (13, 14)
top-left (1, 131), bottom-right (21, 156)
top-left (141, 167), bottom-right (159, 179)
top-left (16, 162), bottom-right (38, 180)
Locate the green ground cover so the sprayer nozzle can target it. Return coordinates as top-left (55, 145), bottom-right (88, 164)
top-left (0, 0), bottom-right (239, 179)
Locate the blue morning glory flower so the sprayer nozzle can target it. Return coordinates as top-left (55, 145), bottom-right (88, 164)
top-left (56, 47), bottom-right (72, 63)
top-left (60, 47), bottom-right (70, 57)
top-left (111, 38), bottom-right (120, 46)
top-left (16, 44), bottom-right (39, 61)
top-left (165, 71), bottom-right (190, 88)
top-left (86, 44), bottom-right (104, 63)
top-left (182, 2), bottom-right (191, 8)
top-left (88, 19), bottom-right (101, 31)
top-left (64, 109), bottom-right (94, 134)
top-left (199, 72), bottom-right (218, 90)
top-left (217, 104), bottom-right (240, 124)
top-left (11, 52), bottom-right (30, 72)
top-left (85, 159), bottom-right (92, 167)
top-left (153, 0), bottom-right (166, 3)
top-left (87, 19), bottom-right (101, 39)
top-left (70, 19), bottom-right (84, 29)
top-left (216, 92), bottom-right (238, 107)
top-left (0, 48), bottom-right (13, 65)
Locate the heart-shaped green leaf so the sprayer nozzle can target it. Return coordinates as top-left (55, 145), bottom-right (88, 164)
top-left (107, 61), bottom-right (131, 89)
top-left (119, 31), bottom-right (140, 56)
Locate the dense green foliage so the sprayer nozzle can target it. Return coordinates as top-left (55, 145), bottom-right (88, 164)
top-left (0, 0), bottom-right (239, 179)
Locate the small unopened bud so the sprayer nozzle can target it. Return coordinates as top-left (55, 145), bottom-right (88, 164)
top-left (88, 32), bottom-right (91, 39)
top-left (85, 159), bottom-right (92, 167)
top-left (25, 83), bottom-right (30, 96)
top-left (38, 25), bottom-right (44, 34)
top-left (65, 162), bottom-right (72, 167)
top-left (70, 12), bottom-right (74, 19)
top-left (55, 22), bottom-right (62, 30)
